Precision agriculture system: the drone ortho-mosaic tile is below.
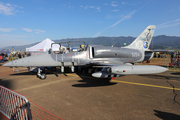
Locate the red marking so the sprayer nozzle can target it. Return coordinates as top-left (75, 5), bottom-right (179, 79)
top-left (128, 60), bottom-right (131, 63)
top-left (37, 49), bottom-right (43, 51)
top-left (123, 70), bottom-right (126, 72)
top-left (112, 77), bottom-right (115, 80)
top-left (69, 54), bottom-right (71, 56)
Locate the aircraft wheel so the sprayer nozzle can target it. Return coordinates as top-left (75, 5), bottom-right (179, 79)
top-left (40, 73), bottom-right (46, 80)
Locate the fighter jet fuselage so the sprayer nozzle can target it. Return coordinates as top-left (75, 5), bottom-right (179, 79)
top-left (4, 45), bottom-right (152, 67)
top-left (3, 25), bottom-right (169, 79)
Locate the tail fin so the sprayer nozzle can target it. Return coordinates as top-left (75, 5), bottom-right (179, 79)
top-left (124, 25), bottom-right (156, 50)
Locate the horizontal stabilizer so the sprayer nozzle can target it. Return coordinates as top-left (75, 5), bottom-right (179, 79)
top-left (149, 49), bottom-right (174, 52)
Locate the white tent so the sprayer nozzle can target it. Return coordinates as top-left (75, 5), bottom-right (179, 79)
top-left (26, 38), bottom-right (60, 52)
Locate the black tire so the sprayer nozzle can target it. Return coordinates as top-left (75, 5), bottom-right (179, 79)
top-left (40, 73), bottom-right (46, 80)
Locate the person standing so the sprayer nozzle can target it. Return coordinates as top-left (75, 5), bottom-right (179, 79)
top-left (0, 54), bottom-right (4, 63)
top-left (8, 53), bottom-right (12, 61)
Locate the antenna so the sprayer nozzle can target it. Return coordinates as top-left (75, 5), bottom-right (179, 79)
top-left (111, 37), bottom-right (115, 47)
top-left (111, 43), bottom-right (115, 47)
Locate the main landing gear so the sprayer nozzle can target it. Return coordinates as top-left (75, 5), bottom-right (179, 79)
top-left (37, 67), bottom-right (46, 80)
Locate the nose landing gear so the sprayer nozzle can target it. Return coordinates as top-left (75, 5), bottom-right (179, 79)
top-left (37, 67), bottom-right (46, 80)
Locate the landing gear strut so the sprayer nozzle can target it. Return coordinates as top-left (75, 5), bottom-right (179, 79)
top-left (37, 67), bottom-right (46, 80)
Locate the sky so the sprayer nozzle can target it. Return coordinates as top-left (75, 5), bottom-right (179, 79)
top-left (0, 0), bottom-right (180, 48)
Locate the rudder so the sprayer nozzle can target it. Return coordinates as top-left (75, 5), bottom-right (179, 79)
top-left (124, 25), bottom-right (156, 50)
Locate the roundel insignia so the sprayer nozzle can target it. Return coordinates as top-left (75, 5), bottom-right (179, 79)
top-left (143, 42), bottom-right (148, 49)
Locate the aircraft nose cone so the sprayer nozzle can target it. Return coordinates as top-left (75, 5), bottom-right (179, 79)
top-left (3, 61), bottom-right (14, 67)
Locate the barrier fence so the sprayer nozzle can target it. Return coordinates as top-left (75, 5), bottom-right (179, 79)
top-left (0, 85), bottom-right (31, 120)
top-left (0, 85), bottom-right (63, 120)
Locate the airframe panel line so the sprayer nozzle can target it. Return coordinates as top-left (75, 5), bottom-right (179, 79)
top-left (66, 74), bottom-right (180, 91)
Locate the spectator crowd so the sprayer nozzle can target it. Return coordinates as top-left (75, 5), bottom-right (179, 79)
top-left (0, 52), bottom-right (27, 63)
top-left (170, 52), bottom-right (180, 67)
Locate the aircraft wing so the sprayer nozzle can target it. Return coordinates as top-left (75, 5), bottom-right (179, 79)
top-left (148, 49), bottom-right (174, 52)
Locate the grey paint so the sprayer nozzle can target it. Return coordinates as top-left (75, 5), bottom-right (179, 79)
top-left (3, 25), bottom-right (169, 78)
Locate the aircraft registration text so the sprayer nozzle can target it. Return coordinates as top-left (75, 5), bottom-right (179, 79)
top-left (132, 52), bottom-right (140, 57)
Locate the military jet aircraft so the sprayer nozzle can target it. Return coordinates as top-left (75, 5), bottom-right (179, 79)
top-left (3, 25), bottom-right (169, 79)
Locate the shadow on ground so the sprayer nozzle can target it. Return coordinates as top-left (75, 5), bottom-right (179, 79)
top-left (72, 73), bottom-right (117, 87)
top-left (9, 70), bottom-right (59, 76)
top-left (0, 79), bottom-right (12, 89)
top-left (171, 72), bottom-right (180, 75)
top-left (154, 110), bottom-right (180, 120)
top-left (10, 72), bottom-right (36, 76)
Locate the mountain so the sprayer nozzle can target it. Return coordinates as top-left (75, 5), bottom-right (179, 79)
top-left (1, 35), bottom-right (180, 51)
top-left (0, 42), bottom-right (40, 52)
top-left (150, 35), bottom-right (180, 49)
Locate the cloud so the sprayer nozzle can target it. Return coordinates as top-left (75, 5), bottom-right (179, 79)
top-left (94, 10), bottom-right (136, 37)
top-left (157, 19), bottom-right (180, 29)
top-left (90, 6), bottom-right (95, 9)
top-left (23, 28), bottom-right (32, 32)
top-left (0, 28), bottom-right (16, 32)
top-left (111, 4), bottom-right (118, 7)
top-left (0, 34), bottom-right (30, 48)
top-left (112, 9), bottom-right (119, 12)
top-left (111, 11), bottom-right (136, 27)
top-left (6, 3), bottom-right (11, 6)
top-left (0, 3), bottom-right (14, 15)
top-left (68, 5), bottom-right (74, 10)
top-left (0, 2), bottom-right (22, 15)
top-left (35, 29), bottom-right (45, 34)
top-left (94, 1), bottom-right (152, 37)
top-left (96, 7), bottom-right (101, 12)
top-left (0, 34), bottom-right (28, 38)
top-left (81, 5), bottom-right (101, 12)
top-left (111, 1), bottom-right (117, 3)
top-left (84, 6), bottom-right (89, 9)
top-left (22, 28), bottom-right (45, 34)
top-left (122, 2), bottom-right (126, 5)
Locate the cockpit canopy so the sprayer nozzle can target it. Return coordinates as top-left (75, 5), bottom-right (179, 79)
top-left (49, 41), bottom-right (87, 54)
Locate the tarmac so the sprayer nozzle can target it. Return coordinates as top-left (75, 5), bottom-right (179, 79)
top-left (0, 63), bottom-right (180, 120)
